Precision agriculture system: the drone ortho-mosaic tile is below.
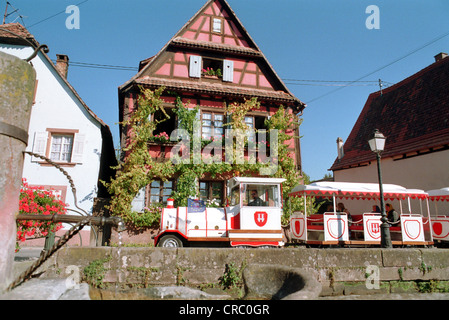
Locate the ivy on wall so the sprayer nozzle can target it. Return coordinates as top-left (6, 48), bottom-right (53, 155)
top-left (105, 87), bottom-right (307, 230)
top-left (103, 87), bottom-right (175, 229)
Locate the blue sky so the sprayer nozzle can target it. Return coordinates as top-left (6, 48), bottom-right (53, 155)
top-left (4, 0), bottom-right (449, 181)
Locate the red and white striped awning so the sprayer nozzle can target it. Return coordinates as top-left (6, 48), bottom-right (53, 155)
top-left (427, 188), bottom-right (449, 202)
top-left (289, 182), bottom-right (428, 200)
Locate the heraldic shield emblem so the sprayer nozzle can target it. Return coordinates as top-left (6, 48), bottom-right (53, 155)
top-left (254, 211), bottom-right (268, 227)
top-left (367, 219), bottom-right (381, 240)
top-left (363, 215), bottom-right (382, 242)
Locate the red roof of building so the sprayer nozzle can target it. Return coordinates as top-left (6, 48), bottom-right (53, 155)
top-left (330, 54), bottom-right (449, 171)
top-left (0, 22), bottom-right (38, 46)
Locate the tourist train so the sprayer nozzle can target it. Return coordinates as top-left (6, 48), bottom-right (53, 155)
top-left (153, 177), bottom-right (447, 248)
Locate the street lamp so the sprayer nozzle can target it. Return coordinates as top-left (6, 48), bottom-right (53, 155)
top-left (368, 129), bottom-right (392, 248)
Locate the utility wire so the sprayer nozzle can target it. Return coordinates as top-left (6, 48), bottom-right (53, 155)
top-left (306, 30), bottom-right (449, 104)
top-left (50, 60), bottom-right (138, 71)
top-left (283, 79), bottom-right (393, 87)
top-left (27, 0), bottom-right (89, 28)
top-left (284, 82), bottom-right (389, 87)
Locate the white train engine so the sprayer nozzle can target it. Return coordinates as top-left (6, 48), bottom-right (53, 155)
top-left (154, 177), bottom-right (286, 248)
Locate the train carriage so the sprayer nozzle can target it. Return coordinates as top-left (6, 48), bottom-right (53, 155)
top-left (289, 182), bottom-right (434, 247)
top-left (427, 187), bottom-right (449, 244)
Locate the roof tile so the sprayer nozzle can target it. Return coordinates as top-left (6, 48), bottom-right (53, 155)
top-left (331, 55), bottom-right (449, 171)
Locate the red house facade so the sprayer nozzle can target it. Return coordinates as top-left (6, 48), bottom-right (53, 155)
top-left (118, 0), bottom-right (305, 208)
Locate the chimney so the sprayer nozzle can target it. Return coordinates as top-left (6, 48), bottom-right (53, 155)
top-left (56, 54), bottom-right (69, 79)
top-left (337, 137), bottom-right (344, 160)
top-left (434, 52), bottom-right (448, 62)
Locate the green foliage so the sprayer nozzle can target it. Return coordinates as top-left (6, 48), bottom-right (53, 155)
top-left (103, 86), bottom-right (175, 230)
top-left (174, 96), bottom-right (199, 137)
top-left (219, 262), bottom-right (243, 289)
top-left (83, 256), bottom-right (111, 289)
top-left (106, 86), bottom-right (306, 229)
top-left (264, 106), bottom-right (310, 223)
top-left (265, 105), bottom-right (302, 195)
top-left (226, 97), bottom-right (260, 130)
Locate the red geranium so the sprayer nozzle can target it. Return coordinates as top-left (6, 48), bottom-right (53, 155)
top-left (16, 179), bottom-right (67, 251)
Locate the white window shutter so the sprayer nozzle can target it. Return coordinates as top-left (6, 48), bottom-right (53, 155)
top-left (189, 55), bottom-right (202, 78)
top-left (223, 60), bottom-right (234, 82)
top-left (131, 187), bottom-right (146, 212)
top-left (71, 133), bottom-right (85, 164)
top-left (31, 131), bottom-right (48, 162)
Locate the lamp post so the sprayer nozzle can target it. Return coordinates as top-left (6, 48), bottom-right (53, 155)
top-left (368, 129), bottom-right (392, 248)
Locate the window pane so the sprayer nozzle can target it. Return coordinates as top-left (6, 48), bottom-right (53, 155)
top-left (215, 114), bottom-right (223, 121)
top-left (202, 120), bottom-right (212, 127)
top-left (231, 186), bottom-right (240, 206)
top-left (151, 188), bottom-right (160, 195)
top-left (50, 134), bottom-right (73, 162)
top-left (50, 153), bottom-right (60, 161)
top-left (244, 184), bottom-right (279, 207)
top-left (151, 181), bottom-right (160, 188)
top-left (212, 189), bottom-right (222, 199)
top-left (150, 196), bottom-right (160, 203)
top-left (163, 181), bottom-right (173, 188)
top-left (61, 152), bottom-right (71, 162)
top-left (213, 18), bottom-right (222, 33)
top-left (212, 182), bottom-right (222, 190)
top-left (202, 113), bottom-right (212, 120)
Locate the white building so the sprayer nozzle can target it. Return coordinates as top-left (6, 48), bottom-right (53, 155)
top-left (0, 23), bottom-right (116, 239)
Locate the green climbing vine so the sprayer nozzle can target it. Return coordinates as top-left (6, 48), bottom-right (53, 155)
top-left (103, 86), bottom-right (175, 229)
top-left (105, 86), bottom-right (307, 230)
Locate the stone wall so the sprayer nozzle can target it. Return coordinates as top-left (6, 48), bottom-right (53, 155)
top-left (43, 247), bottom-right (449, 297)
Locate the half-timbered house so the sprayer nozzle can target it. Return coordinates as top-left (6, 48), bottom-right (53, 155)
top-left (119, 0), bottom-right (305, 208)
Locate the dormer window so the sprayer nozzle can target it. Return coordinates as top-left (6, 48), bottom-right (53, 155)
top-left (212, 18), bottom-right (223, 33)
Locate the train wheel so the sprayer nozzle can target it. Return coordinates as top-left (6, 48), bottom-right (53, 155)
top-left (158, 234), bottom-right (184, 248)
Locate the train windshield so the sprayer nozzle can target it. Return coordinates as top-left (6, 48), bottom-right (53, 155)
top-left (243, 184), bottom-right (280, 207)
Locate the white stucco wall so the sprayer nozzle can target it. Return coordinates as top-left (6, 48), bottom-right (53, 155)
top-left (0, 44), bottom-right (103, 215)
top-left (333, 149), bottom-right (449, 216)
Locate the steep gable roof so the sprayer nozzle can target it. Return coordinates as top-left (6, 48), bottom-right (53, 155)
top-left (120, 0), bottom-right (304, 110)
top-left (176, 0), bottom-right (258, 49)
top-left (331, 54), bottom-right (449, 171)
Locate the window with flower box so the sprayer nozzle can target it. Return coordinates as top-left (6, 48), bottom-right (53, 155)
top-left (189, 55), bottom-right (234, 82)
top-left (150, 107), bottom-right (176, 142)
